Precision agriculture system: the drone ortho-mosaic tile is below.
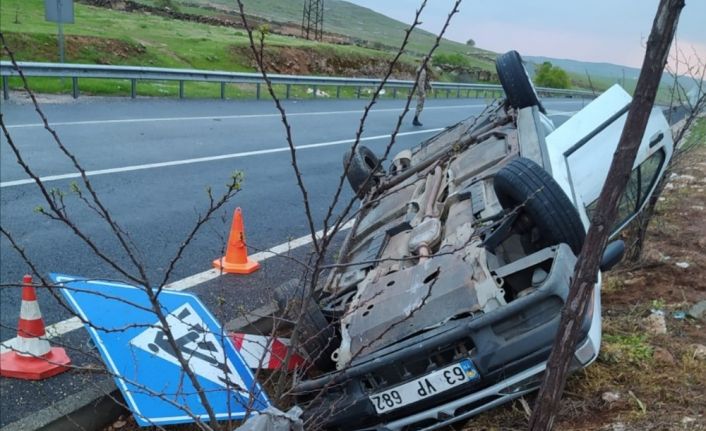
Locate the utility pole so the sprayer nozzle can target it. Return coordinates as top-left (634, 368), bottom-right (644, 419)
top-left (301, 0), bottom-right (324, 41)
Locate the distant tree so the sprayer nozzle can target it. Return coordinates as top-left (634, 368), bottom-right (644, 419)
top-left (432, 52), bottom-right (470, 69)
top-left (466, 38), bottom-right (475, 47)
top-left (534, 61), bottom-right (571, 89)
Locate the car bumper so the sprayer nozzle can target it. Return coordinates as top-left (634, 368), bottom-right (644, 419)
top-left (297, 245), bottom-right (601, 430)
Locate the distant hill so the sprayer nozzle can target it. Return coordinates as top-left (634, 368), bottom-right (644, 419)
top-left (525, 55), bottom-right (698, 98)
top-left (187, 0), bottom-right (494, 62)
top-left (524, 55), bottom-right (641, 81)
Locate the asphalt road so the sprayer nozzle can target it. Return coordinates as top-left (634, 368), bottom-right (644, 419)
top-left (0, 95), bottom-right (588, 427)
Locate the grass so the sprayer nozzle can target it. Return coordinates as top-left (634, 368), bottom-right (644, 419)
top-left (682, 116), bottom-right (706, 148)
top-left (168, 0), bottom-right (495, 60)
top-left (601, 334), bottom-right (654, 364)
top-left (0, 0), bottom-right (442, 98)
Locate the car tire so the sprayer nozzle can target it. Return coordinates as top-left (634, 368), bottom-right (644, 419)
top-left (343, 145), bottom-right (382, 196)
top-left (495, 50), bottom-right (546, 114)
top-left (274, 279), bottom-right (336, 369)
top-left (493, 157), bottom-right (585, 255)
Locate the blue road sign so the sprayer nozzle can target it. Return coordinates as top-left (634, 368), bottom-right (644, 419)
top-left (50, 273), bottom-right (270, 427)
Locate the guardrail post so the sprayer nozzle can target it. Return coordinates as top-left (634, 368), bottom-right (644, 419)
top-left (313, 85), bottom-right (318, 99)
top-left (72, 77), bottom-right (79, 99)
top-left (256, 83), bottom-right (261, 100)
top-left (392, 87), bottom-right (397, 99)
top-left (446, 88), bottom-right (450, 98)
top-left (220, 82), bottom-right (226, 100)
top-left (131, 79), bottom-right (137, 99)
top-left (179, 81), bottom-right (184, 99)
top-left (356, 86), bottom-right (361, 99)
top-left (336, 86), bottom-right (340, 98)
top-left (456, 87), bottom-right (461, 98)
top-left (286, 84), bottom-right (291, 99)
top-left (2, 76), bottom-right (8, 101)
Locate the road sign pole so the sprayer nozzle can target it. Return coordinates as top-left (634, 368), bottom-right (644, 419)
top-left (58, 21), bottom-right (65, 63)
top-left (57, 0), bottom-right (65, 63)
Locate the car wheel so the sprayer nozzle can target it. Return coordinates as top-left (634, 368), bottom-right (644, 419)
top-left (343, 145), bottom-right (383, 196)
top-left (493, 157), bottom-right (585, 255)
top-left (275, 279), bottom-right (336, 369)
top-left (495, 50), bottom-right (546, 114)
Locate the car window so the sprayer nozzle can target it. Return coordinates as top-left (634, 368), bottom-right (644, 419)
top-left (639, 149), bottom-right (665, 200)
top-left (585, 148), bottom-right (665, 233)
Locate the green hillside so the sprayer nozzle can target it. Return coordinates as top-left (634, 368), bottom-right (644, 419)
top-left (182, 0), bottom-right (493, 61)
top-left (0, 0), bottom-right (498, 97)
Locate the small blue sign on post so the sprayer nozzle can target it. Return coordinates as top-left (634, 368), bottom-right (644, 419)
top-left (50, 273), bottom-right (270, 427)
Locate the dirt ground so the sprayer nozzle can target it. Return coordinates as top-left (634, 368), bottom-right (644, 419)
top-left (102, 124), bottom-right (706, 431)
top-left (231, 45), bottom-right (417, 79)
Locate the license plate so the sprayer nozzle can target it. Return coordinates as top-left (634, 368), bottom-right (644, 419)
top-left (369, 358), bottom-right (480, 414)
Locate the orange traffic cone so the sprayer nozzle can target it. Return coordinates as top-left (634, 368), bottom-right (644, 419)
top-left (0, 275), bottom-right (71, 380)
top-left (213, 208), bottom-right (260, 274)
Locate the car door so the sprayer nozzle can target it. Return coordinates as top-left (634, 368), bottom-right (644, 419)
top-left (544, 84), bottom-right (674, 233)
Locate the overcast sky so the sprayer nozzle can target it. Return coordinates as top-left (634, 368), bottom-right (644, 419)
top-left (346, 0), bottom-right (706, 68)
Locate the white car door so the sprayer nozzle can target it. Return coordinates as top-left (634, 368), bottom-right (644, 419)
top-left (544, 84), bottom-right (674, 233)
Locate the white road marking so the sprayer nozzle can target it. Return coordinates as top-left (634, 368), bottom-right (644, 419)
top-left (0, 220), bottom-right (353, 354)
top-left (5, 104), bottom-right (484, 129)
top-left (0, 128), bottom-right (443, 188)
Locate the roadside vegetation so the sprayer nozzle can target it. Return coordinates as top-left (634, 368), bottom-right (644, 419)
top-left (1, 0), bottom-right (499, 99)
top-left (534, 61), bottom-right (571, 89)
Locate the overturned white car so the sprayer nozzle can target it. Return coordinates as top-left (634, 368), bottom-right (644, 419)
top-left (245, 51), bottom-right (674, 430)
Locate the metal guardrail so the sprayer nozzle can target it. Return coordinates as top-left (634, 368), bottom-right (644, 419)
top-left (0, 61), bottom-right (596, 101)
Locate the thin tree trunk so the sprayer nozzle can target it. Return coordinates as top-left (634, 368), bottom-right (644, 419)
top-left (528, 0), bottom-right (685, 429)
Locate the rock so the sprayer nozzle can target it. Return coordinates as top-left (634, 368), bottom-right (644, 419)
top-left (623, 277), bottom-right (645, 286)
top-left (688, 300), bottom-right (706, 320)
top-left (691, 344), bottom-right (706, 361)
top-left (698, 238), bottom-right (706, 250)
top-left (670, 173), bottom-right (696, 182)
top-left (675, 261), bottom-right (690, 269)
top-left (602, 391), bottom-right (621, 403)
top-left (682, 416), bottom-right (696, 425)
top-left (653, 347), bottom-right (675, 364)
top-left (644, 248), bottom-right (668, 263)
top-left (611, 423), bottom-right (626, 431)
top-left (113, 420), bottom-right (126, 429)
top-left (644, 310), bottom-right (667, 335)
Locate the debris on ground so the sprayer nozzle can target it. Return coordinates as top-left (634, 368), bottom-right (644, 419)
top-left (652, 346), bottom-right (675, 364)
top-left (689, 300), bottom-right (706, 320)
top-left (692, 344), bottom-right (706, 361)
top-left (235, 406), bottom-right (304, 431)
top-left (643, 309), bottom-right (668, 335)
top-left (601, 391), bottom-right (621, 403)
